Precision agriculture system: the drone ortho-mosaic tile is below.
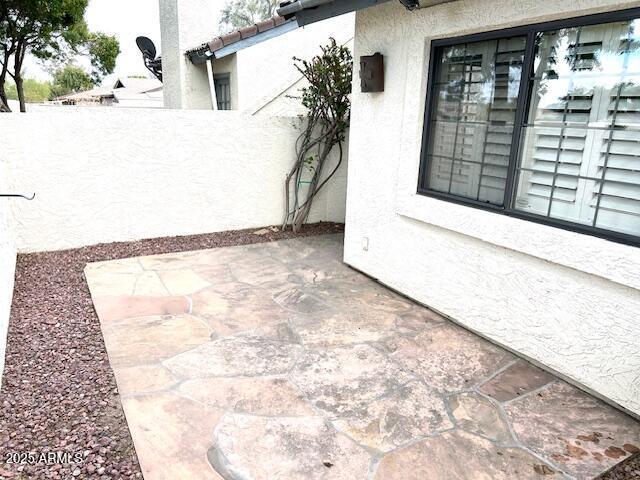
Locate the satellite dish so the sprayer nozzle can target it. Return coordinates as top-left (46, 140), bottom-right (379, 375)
top-left (136, 36), bottom-right (162, 81)
top-left (136, 36), bottom-right (157, 60)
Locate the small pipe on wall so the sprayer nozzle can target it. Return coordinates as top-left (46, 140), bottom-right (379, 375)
top-left (0, 193), bottom-right (35, 200)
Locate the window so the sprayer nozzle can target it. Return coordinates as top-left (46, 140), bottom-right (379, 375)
top-left (214, 74), bottom-right (231, 110)
top-left (424, 36), bottom-right (526, 205)
top-left (419, 8), bottom-right (640, 244)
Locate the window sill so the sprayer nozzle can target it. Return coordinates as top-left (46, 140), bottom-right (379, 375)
top-left (395, 190), bottom-right (640, 291)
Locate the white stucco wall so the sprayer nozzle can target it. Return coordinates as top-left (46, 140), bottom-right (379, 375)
top-left (160, 1), bottom-right (354, 115)
top-left (235, 14), bottom-right (355, 114)
top-left (0, 162), bottom-right (17, 385)
top-left (160, 0), bottom-right (219, 109)
top-left (1, 108), bottom-right (347, 252)
top-left (345, 0), bottom-right (640, 416)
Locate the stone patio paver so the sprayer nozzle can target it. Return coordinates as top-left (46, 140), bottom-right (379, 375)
top-left (210, 414), bottom-right (371, 480)
top-left (132, 271), bottom-right (169, 296)
top-left (394, 307), bottom-right (445, 335)
top-left (480, 360), bottom-right (557, 402)
top-left (191, 283), bottom-right (292, 336)
top-left (289, 310), bottom-right (397, 346)
top-left (391, 323), bottom-right (516, 392)
top-left (374, 430), bottom-right (561, 479)
top-left (121, 391), bottom-right (225, 480)
top-left (291, 344), bottom-right (414, 417)
top-left (332, 380), bottom-right (453, 452)
top-left (157, 269), bottom-right (211, 295)
top-left (112, 364), bottom-right (178, 394)
top-left (449, 392), bottom-right (513, 444)
top-left (178, 377), bottom-right (315, 416)
top-left (504, 381), bottom-right (640, 479)
top-left (101, 314), bottom-right (211, 368)
top-left (164, 333), bottom-right (303, 378)
top-left (84, 234), bottom-right (640, 480)
top-left (92, 295), bottom-right (190, 322)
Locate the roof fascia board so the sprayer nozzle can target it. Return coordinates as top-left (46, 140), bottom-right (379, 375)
top-left (417, 0), bottom-right (458, 7)
top-left (277, 0), bottom-right (334, 17)
top-left (289, 0), bottom-right (390, 27)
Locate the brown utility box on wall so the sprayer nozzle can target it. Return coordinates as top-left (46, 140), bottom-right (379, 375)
top-left (360, 53), bottom-right (384, 92)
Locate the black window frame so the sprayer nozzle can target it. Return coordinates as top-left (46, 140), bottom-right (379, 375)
top-left (417, 6), bottom-right (640, 247)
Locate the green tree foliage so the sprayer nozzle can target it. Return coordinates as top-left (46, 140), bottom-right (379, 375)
top-left (0, 0), bottom-right (120, 112)
top-left (50, 64), bottom-right (93, 98)
top-left (87, 32), bottom-right (119, 84)
top-left (295, 38), bottom-right (352, 142)
top-left (219, 0), bottom-right (279, 31)
top-left (6, 77), bottom-right (51, 103)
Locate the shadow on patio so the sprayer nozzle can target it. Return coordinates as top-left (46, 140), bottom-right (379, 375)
top-left (84, 233), bottom-right (640, 480)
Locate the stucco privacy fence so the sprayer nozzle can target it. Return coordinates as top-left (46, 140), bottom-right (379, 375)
top-left (0, 177), bottom-right (16, 383)
top-left (0, 107), bottom-right (348, 382)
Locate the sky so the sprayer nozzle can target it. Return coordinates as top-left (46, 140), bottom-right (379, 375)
top-left (22, 0), bottom-right (223, 85)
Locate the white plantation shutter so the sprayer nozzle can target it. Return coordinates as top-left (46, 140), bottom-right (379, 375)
top-left (478, 39), bottom-right (525, 204)
top-left (515, 21), bottom-right (640, 236)
top-left (522, 34), bottom-right (601, 218)
top-left (527, 96), bottom-right (595, 204)
top-left (593, 77), bottom-right (640, 234)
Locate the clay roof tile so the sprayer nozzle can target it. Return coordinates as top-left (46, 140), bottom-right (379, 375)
top-left (205, 15), bottom-right (289, 53)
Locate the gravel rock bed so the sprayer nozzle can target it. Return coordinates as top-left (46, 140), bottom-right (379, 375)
top-left (0, 223), bottom-right (343, 479)
top-left (600, 454), bottom-right (640, 480)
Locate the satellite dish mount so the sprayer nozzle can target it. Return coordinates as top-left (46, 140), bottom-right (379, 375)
top-left (136, 36), bottom-right (162, 82)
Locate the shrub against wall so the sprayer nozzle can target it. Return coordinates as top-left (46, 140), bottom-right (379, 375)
top-left (282, 38), bottom-right (352, 232)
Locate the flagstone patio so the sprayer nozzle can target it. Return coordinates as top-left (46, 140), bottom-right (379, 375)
top-left (84, 234), bottom-right (640, 480)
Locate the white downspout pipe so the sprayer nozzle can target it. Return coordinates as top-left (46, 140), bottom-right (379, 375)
top-left (206, 59), bottom-right (218, 110)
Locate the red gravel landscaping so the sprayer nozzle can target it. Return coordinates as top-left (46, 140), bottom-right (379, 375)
top-left (599, 454), bottom-right (640, 480)
top-left (0, 223), bottom-right (343, 479)
top-left (1, 220), bottom-right (638, 480)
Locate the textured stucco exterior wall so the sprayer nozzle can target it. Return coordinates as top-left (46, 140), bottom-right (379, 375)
top-left (254, 37), bottom-right (356, 116)
top-left (159, 0), bottom-right (219, 109)
top-left (235, 14), bottom-right (355, 114)
top-left (345, 0), bottom-right (640, 416)
top-left (1, 109), bottom-right (347, 252)
top-left (160, 3), bottom-right (354, 115)
top-left (0, 162), bottom-right (17, 385)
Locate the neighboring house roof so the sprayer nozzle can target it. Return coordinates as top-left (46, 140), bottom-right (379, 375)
top-left (54, 77), bottom-right (163, 105)
top-left (56, 86), bottom-right (113, 103)
top-left (112, 85), bottom-right (163, 107)
top-left (112, 77), bottom-right (162, 93)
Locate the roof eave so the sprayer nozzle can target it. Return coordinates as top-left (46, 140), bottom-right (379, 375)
top-left (211, 20), bottom-right (299, 59)
top-left (278, 0), bottom-right (459, 26)
top-left (187, 47), bottom-right (213, 65)
top-left (186, 17), bottom-right (298, 65)
top-left (278, 0), bottom-right (390, 26)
